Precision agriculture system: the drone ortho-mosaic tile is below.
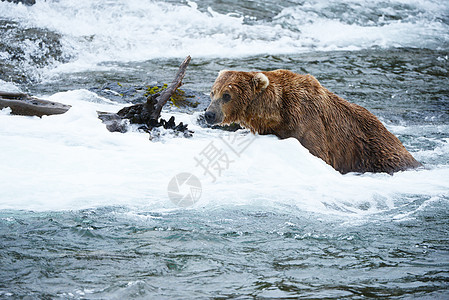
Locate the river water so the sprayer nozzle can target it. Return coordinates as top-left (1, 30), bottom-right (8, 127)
top-left (1, 0), bottom-right (449, 298)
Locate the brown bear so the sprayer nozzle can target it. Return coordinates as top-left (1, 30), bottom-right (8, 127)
top-left (204, 69), bottom-right (422, 174)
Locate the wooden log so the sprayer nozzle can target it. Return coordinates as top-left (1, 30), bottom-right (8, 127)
top-left (0, 91), bottom-right (71, 117)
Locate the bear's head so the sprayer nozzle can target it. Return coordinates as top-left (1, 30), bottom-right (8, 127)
top-left (204, 70), bottom-right (270, 126)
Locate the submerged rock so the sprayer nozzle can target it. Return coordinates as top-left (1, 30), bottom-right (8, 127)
top-left (0, 20), bottom-right (68, 83)
top-left (97, 111), bottom-right (129, 133)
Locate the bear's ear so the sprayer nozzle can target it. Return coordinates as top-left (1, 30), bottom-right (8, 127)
top-left (252, 73), bottom-right (269, 92)
top-left (218, 69), bottom-right (230, 77)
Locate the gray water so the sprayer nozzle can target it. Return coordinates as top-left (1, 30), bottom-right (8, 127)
top-left (1, 203), bottom-right (449, 298)
top-left (1, 0), bottom-right (449, 298)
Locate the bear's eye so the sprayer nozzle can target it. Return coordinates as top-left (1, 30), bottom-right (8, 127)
top-left (210, 91), bottom-right (214, 98)
top-left (222, 93), bottom-right (231, 102)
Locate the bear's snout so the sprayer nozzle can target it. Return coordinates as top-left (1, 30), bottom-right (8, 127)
top-left (204, 111), bottom-right (216, 124)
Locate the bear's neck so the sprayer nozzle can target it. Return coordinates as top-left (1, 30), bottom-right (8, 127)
top-left (241, 86), bottom-right (283, 134)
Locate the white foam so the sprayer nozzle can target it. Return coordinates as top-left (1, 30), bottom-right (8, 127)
top-left (0, 0), bottom-right (447, 75)
top-left (0, 80), bottom-right (21, 93)
top-left (0, 91), bottom-right (448, 215)
top-left (274, 0), bottom-right (449, 50)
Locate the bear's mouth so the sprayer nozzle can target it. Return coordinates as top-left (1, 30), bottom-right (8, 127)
top-left (204, 111), bottom-right (218, 124)
top-left (204, 108), bottom-right (224, 125)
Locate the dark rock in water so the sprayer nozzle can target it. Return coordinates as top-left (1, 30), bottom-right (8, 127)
top-left (2, 0), bottom-right (35, 6)
top-left (0, 91), bottom-right (71, 117)
top-left (97, 111), bottom-right (128, 133)
top-left (163, 86), bottom-right (210, 113)
top-left (0, 20), bottom-right (67, 83)
top-left (89, 83), bottom-right (146, 104)
top-left (98, 97), bottom-right (193, 138)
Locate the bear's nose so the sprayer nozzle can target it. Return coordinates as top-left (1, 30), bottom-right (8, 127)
top-left (204, 111), bottom-right (215, 124)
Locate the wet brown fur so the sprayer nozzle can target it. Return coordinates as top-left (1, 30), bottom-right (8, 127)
top-left (206, 69), bottom-right (421, 174)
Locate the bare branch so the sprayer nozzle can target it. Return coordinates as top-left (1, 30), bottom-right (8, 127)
top-left (150, 55), bottom-right (191, 120)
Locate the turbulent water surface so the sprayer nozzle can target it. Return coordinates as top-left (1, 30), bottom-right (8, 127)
top-left (1, 0), bottom-right (449, 298)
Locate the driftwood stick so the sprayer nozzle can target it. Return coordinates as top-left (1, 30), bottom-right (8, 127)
top-left (0, 91), bottom-right (29, 100)
top-left (150, 55), bottom-right (191, 120)
top-left (102, 56), bottom-right (192, 134)
top-left (0, 91), bottom-right (71, 117)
